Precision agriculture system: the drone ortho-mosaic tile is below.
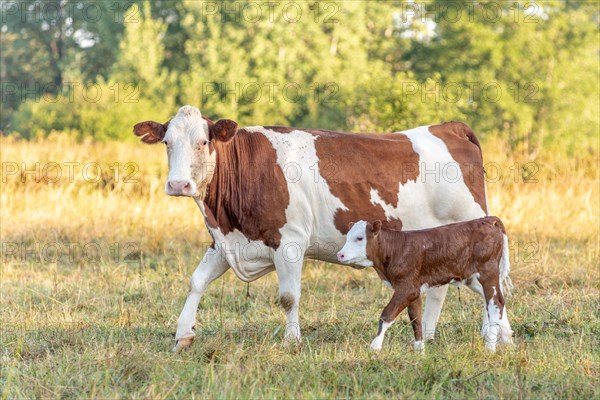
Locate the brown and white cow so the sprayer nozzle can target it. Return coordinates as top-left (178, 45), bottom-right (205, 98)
top-left (133, 105), bottom-right (489, 351)
top-left (337, 217), bottom-right (513, 352)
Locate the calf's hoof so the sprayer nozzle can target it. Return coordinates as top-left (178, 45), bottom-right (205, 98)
top-left (172, 336), bottom-right (195, 353)
top-left (413, 340), bottom-right (425, 353)
top-left (370, 338), bottom-right (383, 352)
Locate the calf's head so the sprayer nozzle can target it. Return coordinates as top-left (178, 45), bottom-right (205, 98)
top-left (337, 220), bottom-right (382, 267)
top-left (133, 105), bottom-right (238, 197)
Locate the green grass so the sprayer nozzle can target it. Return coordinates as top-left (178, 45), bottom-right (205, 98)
top-left (1, 233), bottom-right (598, 399)
top-left (1, 136), bottom-right (598, 398)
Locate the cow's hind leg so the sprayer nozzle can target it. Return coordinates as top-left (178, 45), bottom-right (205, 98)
top-left (466, 276), bottom-right (490, 340)
top-left (371, 288), bottom-right (419, 352)
top-left (174, 247), bottom-right (229, 352)
top-left (422, 284), bottom-right (449, 341)
top-left (274, 246), bottom-right (305, 343)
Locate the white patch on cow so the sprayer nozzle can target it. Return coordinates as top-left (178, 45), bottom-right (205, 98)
top-left (246, 126), bottom-right (350, 262)
top-left (337, 221), bottom-right (373, 267)
top-left (383, 280), bottom-right (393, 289)
top-left (420, 283), bottom-right (430, 294)
top-left (370, 320), bottom-right (393, 351)
top-left (372, 126), bottom-right (486, 230)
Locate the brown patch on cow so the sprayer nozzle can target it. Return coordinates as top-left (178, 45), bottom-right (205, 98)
top-left (428, 122), bottom-right (487, 214)
top-left (313, 130), bottom-right (420, 234)
top-left (279, 293), bottom-right (295, 313)
top-left (203, 129), bottom-right (290, 249)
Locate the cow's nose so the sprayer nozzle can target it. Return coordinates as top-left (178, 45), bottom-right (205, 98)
top-left (337, 252), bottom-right (345, 262)
top-left (166, 180), bottom-right (193, 196)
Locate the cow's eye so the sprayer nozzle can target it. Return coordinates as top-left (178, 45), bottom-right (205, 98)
top-left (163, 140), bottom-right (168, 146)
top-left (357, 237), bottom-right (363, 241)
top-left (198, 140), bottom-right (208, 149)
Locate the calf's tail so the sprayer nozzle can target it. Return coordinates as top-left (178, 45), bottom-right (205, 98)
top-left (490, 217), bottom-right (512, 296)
top-left (499, 233), bottom-right (513, 296)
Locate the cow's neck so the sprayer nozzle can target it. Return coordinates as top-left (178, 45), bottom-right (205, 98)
top-left (195, 129), bottom-right (289, 249)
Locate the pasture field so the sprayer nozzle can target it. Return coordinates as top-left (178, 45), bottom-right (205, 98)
top-left (1, 134), bottom-right (598, 399)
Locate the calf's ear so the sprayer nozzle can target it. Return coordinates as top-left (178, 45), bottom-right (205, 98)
top-left (209, 119), bottom-right (238, 142)
top-left (133, 120), bottom-right (169, 144)
top-left (371, 220), bottom-right (382, 236)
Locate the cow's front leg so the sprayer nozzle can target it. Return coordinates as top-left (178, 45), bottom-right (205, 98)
top-left (173, 247), bottom-right (229, 352)
top-left (422, 284), bottom-right (449, 341)
top-left (273, 246), bottom-right (304, 343)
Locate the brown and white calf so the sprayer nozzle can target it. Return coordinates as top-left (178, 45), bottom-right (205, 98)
top-left (337, 217), bottom-right (513, 352)
top-left (134, 105), bottom-right (489, 352)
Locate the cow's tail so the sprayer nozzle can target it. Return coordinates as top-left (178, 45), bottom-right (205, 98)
top-left (490, 217), bottom-right (512, 296)
top-left (462, 123), bottom-right (489, 216)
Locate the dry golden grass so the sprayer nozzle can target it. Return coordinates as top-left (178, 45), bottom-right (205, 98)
top-left (1, 133), bottom-right (598, 398)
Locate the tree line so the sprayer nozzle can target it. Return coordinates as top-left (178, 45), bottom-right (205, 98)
top-left (1, 0), bottom-right (598, 157)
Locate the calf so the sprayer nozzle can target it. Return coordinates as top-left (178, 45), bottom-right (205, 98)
top-left (337, 217), bottom-right (513, 352)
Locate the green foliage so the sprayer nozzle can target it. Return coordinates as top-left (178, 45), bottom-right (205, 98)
top-left (2, 0), bottom-right (598, 158)
top-left (6, 1), bottom-right (175, 140)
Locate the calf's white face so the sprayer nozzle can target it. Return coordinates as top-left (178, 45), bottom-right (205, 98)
top-left (337, 220), bottom-right (373, 267)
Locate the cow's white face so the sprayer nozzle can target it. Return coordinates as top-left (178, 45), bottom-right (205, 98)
top-left (337, 220), bottom-right (374, 267)
top-left (162, 106), bottom-right (213, 197)
top-left (133, 105), bottom-right (239, 197)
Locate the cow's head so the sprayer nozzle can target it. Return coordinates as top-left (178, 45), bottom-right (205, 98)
top-left (336, 220), bottom-right (380, 267)
top-left (133, 105), bottom-right (238, 197)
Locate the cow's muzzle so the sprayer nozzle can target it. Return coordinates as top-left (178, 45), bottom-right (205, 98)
top-left (166, 180), bottom-right (195, 196)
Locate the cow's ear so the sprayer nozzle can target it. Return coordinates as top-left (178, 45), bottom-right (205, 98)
top-left (133, 120), bottom-right (169, 144)
top-left (209, 119), bottom-right (238, 142)
top-left (371, 220), bottom-right (382, 236)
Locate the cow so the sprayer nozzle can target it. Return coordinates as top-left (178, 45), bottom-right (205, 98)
top-left (133, 105), bottom-right (489, 352)
top-left (337, 217), bottom-right (513, 352)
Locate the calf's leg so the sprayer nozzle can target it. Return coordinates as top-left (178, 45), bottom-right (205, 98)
top-left (174, 247), bottom-right (230, 352)
top-left (371, 288), bottom-right (419, 352)
top-left (408, 297), bottom-right (424, 351)
top-left (498, 303), bottom-right (514, 345)
top-left (479, 268), bottom-right (505, 352)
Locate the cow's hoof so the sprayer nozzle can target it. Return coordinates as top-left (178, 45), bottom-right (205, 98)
top-left (282, 335), bottom-right (302, 349)
top-left (173, 336), bottom-right (195, 352)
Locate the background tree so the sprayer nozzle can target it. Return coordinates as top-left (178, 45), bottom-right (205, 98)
top-left (2, 0), bottom-right (597, 162)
